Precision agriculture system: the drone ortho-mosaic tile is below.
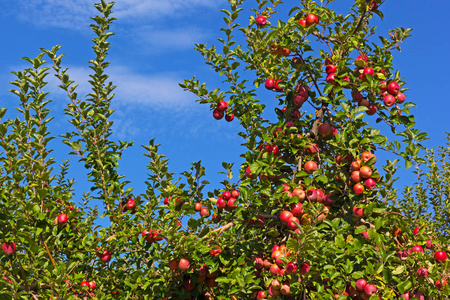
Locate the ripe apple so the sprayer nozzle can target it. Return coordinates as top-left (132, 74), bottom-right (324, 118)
top-left (217, 100), bottom-right (228, 111)
top-left (57, 213), bottom-right (68, 226)
top-left (434, 250), bottom-right (447, 262)
top-left (217, 197), bottom-right (227, 209)
top-left (352, 206), bottom-right (364, 218)
top-left (292, 188), bottom-right (306, 201)
top-left (325, 65), bottom-right (337, 74)
top-left (270, 263), bottom-right (281, 275)
top-left (255, 16), bottom-right (267, 27)
top-left (361, 151), bottom-right (376, 164)
top-left (436, 278), bottom-right (448, 289)
top-left (97, 249), bottom-right (111, 263)
top-left (412, 292), bottom-right (425, 300)
top-left (280, 211), bottom-right (293, 225)
top-left (169, 259), bottom-right (179, 270)
top-left (88, 281), bottom-right (96, 290)
top-left (287, 216), bottom-right (300, 230)
top-left (256, 290), bottom-right (266, 300)
top-left (306, 189), bottom-right (318, 202)
top-left (411, 244), bottom-right (423, 253)
top-left (291, 56), bottom-right (302, 68)
top-left (417, 267), bottom-right (428, 278)
top-left (2, 242), bottom-right (16, 256)
top-left (353, 91), bottom-right (364, 103)
top-left (231, 190), bottom-right (239, 198)
top-left (383, 94), bottom-right (396, 107)
top-left (285, 262), bottom-right (297, 274)
top-left (142, 229), bottom-right (155, 243)
top-left (291, 202), bottom-right (304, 217)
top-left (265, 78), bottom-right (275, 90)
top-left (268, 286), bottom-right (280, 296)
top-left (194, 202), bottom-right (202, 211)
top-left (298, 19), bottom-right (307, 28)
top-left (280, 283), bottom-right (291, 296)
top-left (212, 108), bottom-right (224, 120)
top-left (200, 207), bottom-right (210, 217)
top-left (362, 67), bottom-right (374, 81)
top-left (326, 73), bottom-right (336, 85)
top-left (178, 258), bottom-right (190, 271)
top-left (400, 292), bottom-right (410, 300)
top-left (316, 189), bottom-right (325, 203)
top-left (364, 178), bottom-right (376, 190)
top-left (363, 284), bottom-right (377, 296)
top-left (353, 183), bottom-right (364, 195)
top-left (396, 92), bottom-right (406, 103)
top-left (274, 80), bottom-right (284, 92)
top-left (299, 263), bottom-right (310, 275)
top-left (366, 103), bottom-right (377, 115)
top-left (80, 281), bottom-right (89, 288)
top-left (387, 81), bottom-right (400, 95)
top-left (318, 123), bottom-right (333, 136)
top-left (355, 279), bottom-right (367, 292)
top-left (304, 161), bottom-right (318, 174)
top-left (359, 166), bottom-right (372, 178)
top-left (227, 197), bottom-right (237, 210)
top-left (305, 13), bottom-right (319, 27)
top-left (225, 113), bottom-right (234, 122)
top-left (351, 159), bottom-right (361, 171)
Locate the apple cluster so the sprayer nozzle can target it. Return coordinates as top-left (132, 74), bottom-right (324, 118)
top-left (251, 244), bottom-right (310, 299)
top-left (212, 100), bottom-right (234, 122)
top-left (345, 278), bottom-right (378, 300)
top-left (216, 189), bottom-right (240, 212)
top-left (336, 151), bottom-right (379, 196)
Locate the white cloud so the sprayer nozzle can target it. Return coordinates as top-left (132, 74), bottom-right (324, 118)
top-left (45, 64), bottom-right (196, 109)
top-left (7, 0), bottom-right (224, 30)
top-left (131, 25), bottom-right (209, 52)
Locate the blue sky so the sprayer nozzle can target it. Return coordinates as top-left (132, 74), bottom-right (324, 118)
top-left (0, 0), bottom-right (448, 209)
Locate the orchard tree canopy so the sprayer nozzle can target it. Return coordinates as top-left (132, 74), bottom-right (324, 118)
top-left (0, 0), bottom-right (448, 300)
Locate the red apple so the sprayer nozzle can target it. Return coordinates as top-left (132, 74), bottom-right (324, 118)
top-left (225, 113), bottom-right (234, 122)
top-left (436, 278), bottom-right (448, 289)
top-left (200, 207), bottom-right (210, 217)
top-left (326, 73), bottom-right (336, 85)
top-left (353, 183), bottom-right (364, 195)
top-left (353, 91), bottom-right (364, 103)
top-left (352, 206), bottom-right (364, 218)
top-left (194, 202), bottom-right (202, 211)
top-left (417, 268), bottom-right (428, 278)
top-left (304, 161), bottom-right (318, 174)
top-left (411, 244), bottom-right (423, 253)
top-left (298, 19), bottom-right (307, 28)
top-left (318, 123), bottom-right (333, 136)
top-left (285, 262), bottom-right (297, 274)
top-left (291, 202), bottom-right (304, 217)
top-left (88, 281), bottom-right (96, 290)
top-left (383, 94), bottom-right (396, 107)
top-left (255, 16), bottom-right (267, 27)
top-left (217, 100), bottom-right (228, 111)
top-left (169, 259), bottom-right (179, 270)
top-left (265, 78), bottom-right (275, 90)
top-left (212, 108), bottom-right (224, 120)
top-left (366, 103), bottom-right (377, 115)
top-left (364, 178), bottom-right (376, 190)
top-left (280, 211), bottom-right (293, 225)
top-left (256, 290), bottom-right (266, 300)
top-left (270, 263), bottom-right (281, 275)
top-left (299, 263), bottom-right (310, 275)
top-left (359, 166), bottom-right (372, 178)
top-left (305, 13), bottom-right (319, 27)
top-left (396, 92), bottom-right (406, 104)
top-left (325, 65), bottom-right (337, 74)
top-left (435, 250), bottom-right (447, 262)
top-left (287, 216), bottom-right (300, 230)
top-left (57, 213), bottom-right (68, 226)
top-left (355, 279), bottom-right (367, 292)
top-left (387, 81), bottom-right (400, 95)
top-left (2, 242), bottom-right (16, 256)
top-left (178, 258), bottom-right (190, 271)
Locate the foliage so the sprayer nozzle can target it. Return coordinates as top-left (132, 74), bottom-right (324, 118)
top-left (0, 0), bottom-right (448, 299)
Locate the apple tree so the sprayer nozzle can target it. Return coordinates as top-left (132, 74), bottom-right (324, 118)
top-left (0, 0), bottom-right (448, 299)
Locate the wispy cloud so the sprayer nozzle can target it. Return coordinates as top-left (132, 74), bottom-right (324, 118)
top-left (44, 64), bottom-right (196, 109)
top-left (5, 0), bottom-right (224, 30)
